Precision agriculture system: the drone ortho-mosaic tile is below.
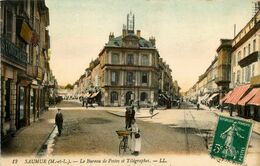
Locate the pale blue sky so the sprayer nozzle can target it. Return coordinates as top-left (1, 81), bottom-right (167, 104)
top-left (46, 0), bottom-right (254, 91)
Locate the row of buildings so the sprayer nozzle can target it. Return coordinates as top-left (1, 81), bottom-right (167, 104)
top-left (72, 12), bottom-right (181, 107)
top-left (185, 6), bottom-right (260, 121)
top-left (0, 0), bottom-right (57, 142)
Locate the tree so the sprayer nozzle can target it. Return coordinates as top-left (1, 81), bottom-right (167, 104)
top-left (65, 84), bottom-right (73, 90)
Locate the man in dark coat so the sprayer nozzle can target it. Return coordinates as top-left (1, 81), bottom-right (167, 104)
top-left (130, 105), bottom-right (135, 125)
top-left (55, 108), bottom-right (63, 136)
top-left (125, 107), bottom-right (131, 129)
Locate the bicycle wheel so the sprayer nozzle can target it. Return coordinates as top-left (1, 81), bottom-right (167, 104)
top-left (119, 139), bottom-right (125, 155)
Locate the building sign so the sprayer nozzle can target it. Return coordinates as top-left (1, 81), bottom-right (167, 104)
top-left (210, 116), bottom-right (252, 164)
top-left (20, 21), bottom-right (32, 44)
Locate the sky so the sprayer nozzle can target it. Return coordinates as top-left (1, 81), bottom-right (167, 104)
top-left (45, 0), bottom-right (255, 92)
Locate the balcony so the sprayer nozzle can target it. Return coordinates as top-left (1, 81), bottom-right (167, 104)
top-left (0, 36), bottom-right (27, 67)
top-left (238, 51), bottom-right (259, 68)
top-left (215, 76), bottom-right (230, 85)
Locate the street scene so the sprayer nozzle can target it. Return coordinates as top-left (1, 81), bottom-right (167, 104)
top-left (1, 0), bottom-right (260, 166)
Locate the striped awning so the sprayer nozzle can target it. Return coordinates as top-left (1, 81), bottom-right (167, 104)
top-left (247, 88), bottom-right (260, 106)
top-left (238, 88), bottom-right (259, 106)
top-left (225, 84), bottom-right (251, 105)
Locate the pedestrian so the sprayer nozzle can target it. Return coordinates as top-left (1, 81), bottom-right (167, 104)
top-left (55, 108), bottom-right (63, 136)
top-left (208, 101), bottom-right (212, 111)
top-left (130, 119), bottom-right (141, 156)
top-left (130, 105), bottom-right (135, 124)
top-left (82, 96), bottom-right (85, 107)
top-left (136, 100), bottom-right (140, 112)
top-left (197, 102), bottom-right (200, 110)
top-left (125, 106), bottom-right (131, 129)
top-left (85, 97), bottom-right (88, 108)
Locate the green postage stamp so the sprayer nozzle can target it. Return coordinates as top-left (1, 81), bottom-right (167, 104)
top-left (210, 116), bottom-right (253, 164)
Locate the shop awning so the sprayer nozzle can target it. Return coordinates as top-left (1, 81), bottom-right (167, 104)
top-left (225, 84), bottom-right (251, 105)
top-left (248, 88), bottom-right (260, 106)
top-left (90, 91), bottom-right (100, 98)
top-left (207, 93), bottom-right (219, 102)
top-left (200, 93), bottom-right (210, 101)
top-left (84, 93), bottom-right (91, 98)
top-left (220, 91), bottom-right (232, 103)
top-left (238, 88), bottom-right (259, 106)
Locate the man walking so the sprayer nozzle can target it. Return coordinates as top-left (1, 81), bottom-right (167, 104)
top-left (55, 108), bottom-right (64, 136)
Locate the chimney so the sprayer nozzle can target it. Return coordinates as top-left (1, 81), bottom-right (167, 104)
top-left (136, 30), bottom-right (141, 38)
top-left (109, 32), bottom-right (114, 41)
top-left (149, 36), bottom-right (156, 47)
top-left (122, 25), bottom-right (127, 37)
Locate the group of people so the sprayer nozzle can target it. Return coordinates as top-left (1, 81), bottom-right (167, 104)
top-left (82, 97), bottom-right (94, 108)
top-left (125, 105), bottom-right (141, 156)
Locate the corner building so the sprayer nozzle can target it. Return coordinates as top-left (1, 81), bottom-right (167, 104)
top-left (99, 12), bottom-right (161, 106)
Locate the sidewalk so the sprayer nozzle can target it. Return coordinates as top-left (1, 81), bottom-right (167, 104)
top-left (200, 104), bottom-right (260, 135)
top-left (1, 110), bottom-right (56, 156)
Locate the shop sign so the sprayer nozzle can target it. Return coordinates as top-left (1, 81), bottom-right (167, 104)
top-left (20, 21), bottom-right (32, 44)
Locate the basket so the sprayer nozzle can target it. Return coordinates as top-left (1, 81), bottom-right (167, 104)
top-left (116, 130), bottom-right (130, 137)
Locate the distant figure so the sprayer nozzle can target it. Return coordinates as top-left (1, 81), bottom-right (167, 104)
top-left (82, 97), bottom-right (85, 107)
top-left (55, 108), bottom-right (64, 136)
top-left (197, 103), bottom-right (200, 110)
top-left (208, 101), bottom-right (212, 111)
top-left (177, 100), bottom-right (181, 109)
top-left (85, 97), bottom-right (88, 108)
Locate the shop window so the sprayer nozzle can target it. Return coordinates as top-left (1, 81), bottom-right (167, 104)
top-left (5, 79), bottom-right (11, 122)
top-left (140, 92), bottom-right (147, 102)
top-left (110, 91), bottom-right (118, 104)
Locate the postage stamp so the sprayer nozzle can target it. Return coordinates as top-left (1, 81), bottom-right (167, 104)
top-left (210, 116), bottom-right (253, 164)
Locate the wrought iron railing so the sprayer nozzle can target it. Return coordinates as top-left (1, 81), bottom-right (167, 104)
top-left (0, 36), bottom-right (27, 67)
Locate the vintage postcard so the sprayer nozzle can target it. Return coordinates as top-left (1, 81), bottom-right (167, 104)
top-left (1, 0), bottom-right (260, 166)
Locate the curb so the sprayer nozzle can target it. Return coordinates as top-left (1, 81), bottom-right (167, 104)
top-left (34, 124), bottom-right (56, 155)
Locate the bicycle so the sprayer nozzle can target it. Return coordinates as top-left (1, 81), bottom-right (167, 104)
top-left (116, 130), bottom-right (131, 155)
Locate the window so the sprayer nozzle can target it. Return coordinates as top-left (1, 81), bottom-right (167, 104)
top-left (127, 54), bottom-right (134, 65)
top-left (110, 91), bottom-right (118, 104)
top-left (126, 72), bottom-right (134, 85)
top-left (245, 66), bottom-right (251, 82)
top-left (248, 43), bottom-right (251, 55)
top-left (111, 53), bottom-right (119, 64)
top-left (237, 51), bottom-right (241, 65)
top-left (141, 72), bottom-right (148, 84)
top-left (233, 54), bottom-right (236, 66)
top-left (237, 70), bottom-right (240, 83)
top-left (141, 54), bottom-right (149, 66)
top-left (253, 39), bottom-right (256, 52)
top-left (232, 72), bottom-right (236, 84)
top-left (243, 47), bottom-right (246, 57)
top-left (242, 68), bottom-right (244, 83)
top-left (252, 64), bottom-right (255, 77)
top-left (140, 92), bottom-right (147, 102)
top-left (111, 71), bottom-right (119, 85)
top-left (5, 10), bottom-right (13, 40)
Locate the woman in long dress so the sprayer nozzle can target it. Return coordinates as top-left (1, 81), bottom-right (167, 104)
top-left (130, 119), bottom-right (141, 156)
